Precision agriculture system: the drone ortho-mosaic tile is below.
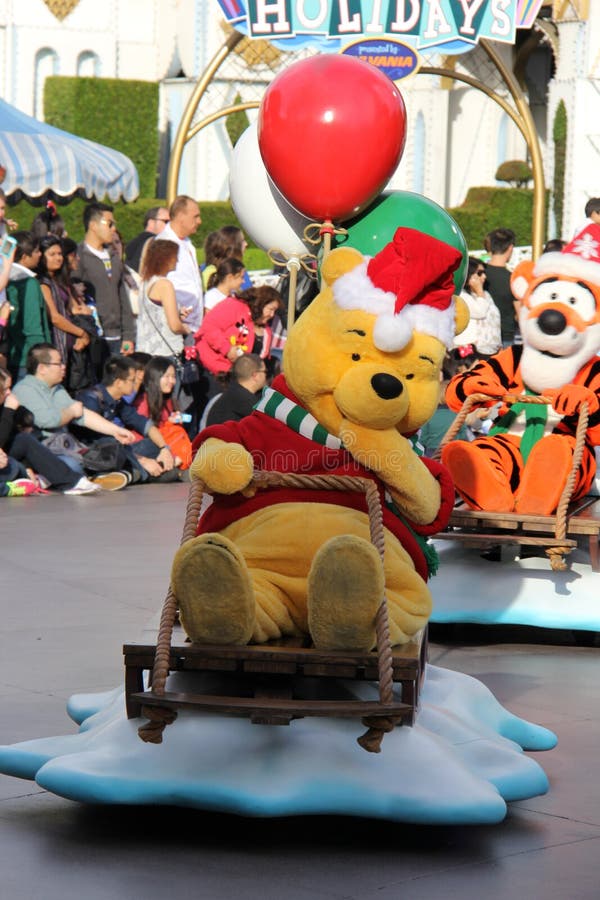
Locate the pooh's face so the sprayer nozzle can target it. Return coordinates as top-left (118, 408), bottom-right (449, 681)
top-left (283, 262), bottom-right (446, 437)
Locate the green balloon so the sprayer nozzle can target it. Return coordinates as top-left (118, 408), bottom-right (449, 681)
top-left (339, 190), bottom-right (468, 292)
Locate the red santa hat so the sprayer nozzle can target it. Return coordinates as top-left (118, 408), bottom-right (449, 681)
top-left (528, 223), bottom-right (600, 292)
top-left (331, 227), bottom-right (463, 351)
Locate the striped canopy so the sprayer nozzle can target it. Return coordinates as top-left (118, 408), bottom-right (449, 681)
top-left (0, 97), bottom-right (139, 203)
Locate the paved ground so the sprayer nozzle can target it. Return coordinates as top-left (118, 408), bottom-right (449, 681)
top-left (1, 485), bottom-right (599, 900)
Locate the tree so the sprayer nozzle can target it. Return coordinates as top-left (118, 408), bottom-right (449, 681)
top-left (495, 160), bottom-right (533, 188)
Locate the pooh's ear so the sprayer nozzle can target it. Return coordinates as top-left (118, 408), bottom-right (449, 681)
top-left (510, 260), bottom-right (536, 301)
top-left (453, 295), bottom-right (470, 337)
top-left (321, 247), bottom-right (364, 287)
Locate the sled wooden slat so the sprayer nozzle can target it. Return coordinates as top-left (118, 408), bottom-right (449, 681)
top-left (130, 689), bottom-right (413, 722)
top-left (438, 497), bottom-right (600, 570)
top-left (123, 624), bottom-right (427, 725)
top-left (436, 394), bottom-right (597, 571)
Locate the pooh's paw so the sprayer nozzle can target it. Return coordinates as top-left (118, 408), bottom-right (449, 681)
top-left (307, 535), bottom-right (384, 651)
top-left (171, 533), bottom-right (255, 644)
top-left (190, 438), bottom-right (253, 495)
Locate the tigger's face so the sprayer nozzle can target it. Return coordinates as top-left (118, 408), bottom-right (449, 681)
top-left (517, 276), bottom-right (600, 391)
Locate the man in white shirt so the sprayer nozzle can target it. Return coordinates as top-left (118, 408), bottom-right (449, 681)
top-left (155, 195), bottom-right (203, 332)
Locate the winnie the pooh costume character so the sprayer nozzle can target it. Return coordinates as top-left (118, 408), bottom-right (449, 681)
top-left (171, 228), bottom-right (468, 651)
top-left (442, 224), bottom-right (600, 516)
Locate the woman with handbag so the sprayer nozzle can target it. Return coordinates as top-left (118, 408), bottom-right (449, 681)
top-left (135, 356), bottom-right (192, 470)
top-left (135, 239), bottom-right (192, 357)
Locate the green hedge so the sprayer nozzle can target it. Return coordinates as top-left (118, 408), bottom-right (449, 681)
top-left (44, 77), bottom-right (159, 198)
top-left (448, 187), bottom-right (548, 249)
top-left (6, 197), bottom-right (271, 268)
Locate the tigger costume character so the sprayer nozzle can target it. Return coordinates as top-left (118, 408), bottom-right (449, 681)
top-left (442, 224), bottom-right (600, 516)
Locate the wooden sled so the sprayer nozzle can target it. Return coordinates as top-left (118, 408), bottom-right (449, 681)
top-left (124, 471), bottom-right (428, 753)
top-left (435, 392), bottom-right (596, 572)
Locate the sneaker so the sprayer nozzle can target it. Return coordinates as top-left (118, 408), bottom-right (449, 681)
top-left (63, 476), bottom-right (102, 496)
top-left (90, 471), bottom-right (129, 492)
top-left (6, 479), bottom-right (39, 497)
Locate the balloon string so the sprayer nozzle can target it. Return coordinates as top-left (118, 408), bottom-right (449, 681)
top-left (303, 221), bottom-right (348, 246)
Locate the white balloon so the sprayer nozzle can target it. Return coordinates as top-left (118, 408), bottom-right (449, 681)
top-left (229, 122), bottom-right (313, 259)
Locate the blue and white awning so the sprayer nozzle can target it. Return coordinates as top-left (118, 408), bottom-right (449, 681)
top-left (0, 98), bottom-right (139, 203)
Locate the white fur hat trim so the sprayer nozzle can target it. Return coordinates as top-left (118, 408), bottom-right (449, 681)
top-left (332, 260), bottom-right (396, 315)
top-left (534, 251), bottom-right (600, 287)
top-left (332, 260), bottom-right (456, 351)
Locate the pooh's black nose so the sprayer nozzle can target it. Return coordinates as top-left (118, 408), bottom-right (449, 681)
top-left (371, 373), bottom-right (403, 399)
top-left (538, 308), bottom-right (567, 335)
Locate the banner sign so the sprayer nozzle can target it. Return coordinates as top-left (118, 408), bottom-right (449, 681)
top-left (341, 38), bottom-right (420, 80)
top-left (215, 1), bottom-right (545, 54)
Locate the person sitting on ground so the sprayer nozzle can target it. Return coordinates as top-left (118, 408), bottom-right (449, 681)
top-left (0, 365), bottom-right (97, 494)
top-left (0, 447), bottom-right (39, 497)
top-left (121, 351), bottom-right (150, 405)
top-left (77, 355), bottom-right (180, 482)
top-left (135, 239), bottom-right (192, 357)
top-left (12, 343), bottom-right (135, 479)
top-left (134, 356), bottom-right (193, 468)
top-left (205, 353), bottom-right (268, 427)
top-left (4, 232), bottom-right (51, 380)
top-left (203, 257), bottom-right (246, 312)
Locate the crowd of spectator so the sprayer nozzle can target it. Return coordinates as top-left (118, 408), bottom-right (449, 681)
top-left (0, 187), bottom-right (580, 494)
top-left (0, 192), bottom-right (286, 498)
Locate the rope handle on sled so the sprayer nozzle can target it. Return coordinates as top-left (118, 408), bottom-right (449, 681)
top-left (431, 391), bottom-right (589, 572)
top-left (139, 472), bottom-right (399, 751)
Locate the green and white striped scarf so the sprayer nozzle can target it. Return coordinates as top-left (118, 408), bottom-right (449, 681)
top-left (254, 387), bottom-right (343, 449)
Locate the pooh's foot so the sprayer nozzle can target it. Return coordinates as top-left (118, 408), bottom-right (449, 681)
top-left (171, 534), bottom-right (255, 644)
top-left (441, 441), bottom-right (515, 512)
top-left (307, 535), bottom-right (384, 651)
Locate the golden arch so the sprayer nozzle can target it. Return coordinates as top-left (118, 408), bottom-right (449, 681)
top-left (167, 31), bottom-right (546, 258)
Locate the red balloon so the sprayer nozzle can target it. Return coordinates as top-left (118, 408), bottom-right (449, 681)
top-left (258, 55), bottom-right (406, 223)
